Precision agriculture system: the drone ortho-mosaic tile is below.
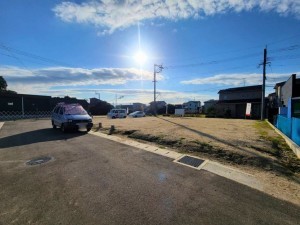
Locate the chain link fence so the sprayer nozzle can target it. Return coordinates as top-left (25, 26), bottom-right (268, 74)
top-left (0, 111), bottom-right (52, 121)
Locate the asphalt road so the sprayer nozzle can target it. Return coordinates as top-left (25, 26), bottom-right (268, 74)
top-left (0, 120), bottom-right (299, 225)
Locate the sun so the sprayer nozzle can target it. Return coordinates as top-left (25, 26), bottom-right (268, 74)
top-left (134, 51), bottom-right (147, 65)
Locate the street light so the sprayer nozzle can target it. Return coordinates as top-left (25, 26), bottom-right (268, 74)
top-left (115, 95), bottom-right (124, 108)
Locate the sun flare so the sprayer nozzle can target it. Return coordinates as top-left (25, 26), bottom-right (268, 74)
top-left (134, 51), bottom-right (147, 65)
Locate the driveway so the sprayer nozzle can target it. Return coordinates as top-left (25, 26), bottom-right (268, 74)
top-left (0, 120), bottom-right (299, 225)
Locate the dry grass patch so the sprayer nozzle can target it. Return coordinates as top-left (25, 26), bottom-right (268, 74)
top-left (93, 116), bottom-right (300, 177)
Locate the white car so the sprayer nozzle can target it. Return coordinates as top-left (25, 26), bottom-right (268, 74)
top-left (51, 103), bottom-right (93, 132)
top-left (107, 109), bottom-right (127, 119)
top-left (128, 111), bottom-right (145, 118)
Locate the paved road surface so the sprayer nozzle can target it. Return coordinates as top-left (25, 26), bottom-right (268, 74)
top-left (0, 120), bottom-right (299, 225)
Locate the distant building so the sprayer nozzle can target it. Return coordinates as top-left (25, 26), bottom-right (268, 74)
top-left (216, 85), bottom-right (262, 118)
top-left (274, 74), bottom-right (300, 107)
top-left (174, 104), bottom-right (183, 109)
top-left (149, 101), bottom-right (166, 109)
top-left (90, 97), bottom-right (101, 107)
top-left (132, 103), bottom-right (146, 111)
top-left (203, 99), bottom-right (218, 113)
top-left (147, 101), bottom-right (167, 114)
top-left (183, 101), bottom-right (201, 114)
top-left (0, 92), bottom-right (52, 112)
top-left (0, 93), bottom-right (89, 114)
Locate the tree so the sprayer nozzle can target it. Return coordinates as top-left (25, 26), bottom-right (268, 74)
top-left (89, 100), bottom-right (114, 115)
top-left (206, 107), bottom-right (216, 118)
top-left (0, 76), bottom-right (7, 91)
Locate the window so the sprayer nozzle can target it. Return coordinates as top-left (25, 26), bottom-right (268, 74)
top-left (59, 107), bottom-right (64, 115)
top-left (54, 106), bottom-right (60, 114)
top-left (64, 105), bottom-right (87, 115)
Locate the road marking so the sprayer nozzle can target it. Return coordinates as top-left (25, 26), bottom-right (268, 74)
top-left (0, 122), bottom-right (4, 130)
top-left (90, 131), bottom-right (263, 192)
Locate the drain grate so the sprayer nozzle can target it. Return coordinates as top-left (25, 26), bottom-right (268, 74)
top-left (26, 156), bottom-right (52, 166)
top-left (177, 156), bottom-right (204, 168)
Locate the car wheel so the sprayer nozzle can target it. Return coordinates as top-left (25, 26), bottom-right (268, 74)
top-left (124, 116), bottom-right (126, 118)
top-left (86, 127), bottom-right (91, 132)
top-left (61, 123), bottom-right (66, 133)
top-left (112, 116), bottom-right (116, 119)
top-left (52, 120), bottom-right (57, 129)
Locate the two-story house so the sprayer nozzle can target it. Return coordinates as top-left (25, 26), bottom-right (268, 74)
top-left (273, 74), bottom-right (300, 108)
top-left (203, 99), bottom-right (218, 113)
top-left (216, 85), bottom-right (262, 118)
top-left (183, 101), bottom-right (201, 114)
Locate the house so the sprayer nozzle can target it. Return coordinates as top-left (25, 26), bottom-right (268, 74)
top-left (203, 99), bottom-right (218, 113)
top-left (274, 74), bottom-right (300, 151)
top-left (183, 101), bottom-right (201, 114)
top-left (147, 101), bottom-right (167, 114)
top-left (267, 74), bottom-right (300, 122)
top-left (0, 92), bottom-right (52, 112)
top-left (273, 74), bottom-right (300, 107)
top-left (174, 104), bottom-right (183, 109)
top-left (132, 102), bottom-right (146, 111)
top-left (215, 85), bottom-right (262, 118)
top-left (149, 101), bottom-right (166, 109)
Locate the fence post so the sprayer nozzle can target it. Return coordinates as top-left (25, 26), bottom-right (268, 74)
top-left (21, 96), bottom-right (24, 118)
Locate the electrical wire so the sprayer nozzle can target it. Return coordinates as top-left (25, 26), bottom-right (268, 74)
top-left (0, 43), bottom-right (74, 67)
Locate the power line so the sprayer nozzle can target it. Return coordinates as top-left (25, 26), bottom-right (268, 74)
top-left (0, 43), bottom-right (74, 67)
top-left (166, 52), bottom-right (261, 69)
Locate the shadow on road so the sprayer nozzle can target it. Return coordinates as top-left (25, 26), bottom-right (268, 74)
top-left (0, 128), bottom-right (85, 148)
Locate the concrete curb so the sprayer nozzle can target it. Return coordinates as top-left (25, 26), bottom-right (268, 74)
top-left (266, 120), bottom-right (300, 158)
top-left (0, 122), bottom-right (4, 130)
top-left (90, 131), bottom-right (263, 192)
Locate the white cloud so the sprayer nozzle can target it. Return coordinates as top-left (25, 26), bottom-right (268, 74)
top-left (41, 88), bottom-right (214, 104)
top-left (0, 66), bottom-right (160, 86)
top-left (180, 72), bottom-right (297, 86)
top-left (53, 0), bottom-right (300, 34)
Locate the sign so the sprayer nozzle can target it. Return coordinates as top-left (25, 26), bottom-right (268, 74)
top-left (245, 103), bottom-right (251, 117)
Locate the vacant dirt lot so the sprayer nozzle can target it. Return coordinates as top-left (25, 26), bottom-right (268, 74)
top-left (93, 116), bottom-right (300, 204)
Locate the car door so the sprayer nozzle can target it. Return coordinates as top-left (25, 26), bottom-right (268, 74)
top-left (57, 107), bottom-right (65, 126)
top-left (52, 106), bottom-right (60, 126)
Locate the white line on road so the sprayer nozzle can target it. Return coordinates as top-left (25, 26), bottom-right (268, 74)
top-left (0, 122), bottom-right (4, 130)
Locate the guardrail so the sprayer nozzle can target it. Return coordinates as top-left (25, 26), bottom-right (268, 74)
top-left (0, 111), bottom-right (51, 121)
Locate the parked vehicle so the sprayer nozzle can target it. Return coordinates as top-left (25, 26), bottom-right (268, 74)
top-left (128, 111), bottom-right (145, 118)
top-left (51, 103), bottom-right (93, 132)
top-left (107, 109), bottom-right (127, 119)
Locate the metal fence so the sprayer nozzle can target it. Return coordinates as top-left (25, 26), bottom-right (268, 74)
top-left (0, 111), bottom-right (52, 121)
top-left (276, 115), bottom-right (300, 146)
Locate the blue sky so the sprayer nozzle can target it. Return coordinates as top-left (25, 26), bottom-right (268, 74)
top-left (1, 0), bottom-right (300, 105)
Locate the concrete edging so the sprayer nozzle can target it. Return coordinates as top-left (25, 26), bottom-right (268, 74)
top-left (0, 122), bottom-right (4, 130)
top-left (90, 131), bottom-right (263, 192)
top-left (266, 120), bottom-right (300, 158)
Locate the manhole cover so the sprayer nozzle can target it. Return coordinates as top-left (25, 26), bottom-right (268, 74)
top-left (177, 156), bottom-right (204, 168)
top-left (26, 156), bottom-right (52, 166)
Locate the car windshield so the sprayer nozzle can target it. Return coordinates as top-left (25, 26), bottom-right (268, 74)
top-left (64, 105), bottom-right (87, 115)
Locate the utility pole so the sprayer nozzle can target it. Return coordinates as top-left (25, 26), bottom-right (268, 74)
top-left (261, 47), bottom-right (267, 120)
top-left (153, 64), bottom-right (164, 116)
top-left (95, 92), bottom-right (100, 100)
top-left (115, 94), bottom-right (124, 108)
